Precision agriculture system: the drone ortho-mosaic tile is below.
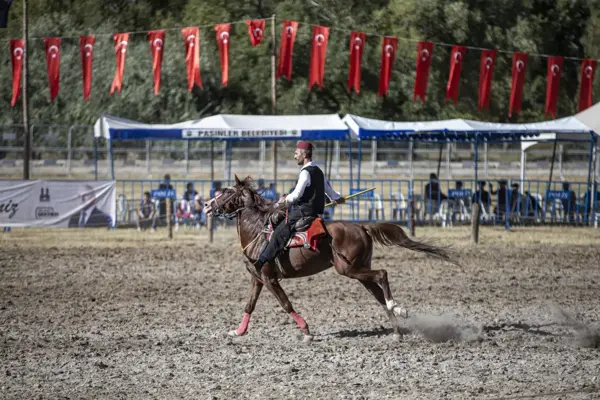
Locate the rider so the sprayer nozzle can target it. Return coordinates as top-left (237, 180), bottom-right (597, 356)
top-left (254, 141), bottom-right (345, 268)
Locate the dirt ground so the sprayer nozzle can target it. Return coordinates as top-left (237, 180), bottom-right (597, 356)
top-left (1, 226), bottom-right (599, 399)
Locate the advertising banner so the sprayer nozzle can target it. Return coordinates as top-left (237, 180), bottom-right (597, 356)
top-left (0, 180), bottom-right (115, 228)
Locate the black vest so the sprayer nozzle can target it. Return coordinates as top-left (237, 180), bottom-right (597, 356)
top-left (297, 165), bottom-right (325, 216)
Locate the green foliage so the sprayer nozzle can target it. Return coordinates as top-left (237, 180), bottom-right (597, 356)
top-left (0, 0), bottom-right (599, 132)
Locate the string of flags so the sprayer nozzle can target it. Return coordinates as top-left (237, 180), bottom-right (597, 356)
top-left (6, 18), bottom-right (599, 117)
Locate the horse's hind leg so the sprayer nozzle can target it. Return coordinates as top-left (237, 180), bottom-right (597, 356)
top-left (359, 280), bottom-right (402, 337)
top-left (261, 265), bottom-right (311, 340)
top-left (344, 268), bottom-right (408, 319)
top-left (229, 276), bottom-right (263, 337)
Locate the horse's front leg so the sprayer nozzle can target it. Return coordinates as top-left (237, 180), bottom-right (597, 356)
top-left (229, 275), bottom-right (263, 337)
top-left (261, 264), bottom-right (312, 341)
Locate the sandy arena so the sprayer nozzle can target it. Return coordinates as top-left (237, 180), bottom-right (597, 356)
top-left (1, 226), bottom-right (599, 399)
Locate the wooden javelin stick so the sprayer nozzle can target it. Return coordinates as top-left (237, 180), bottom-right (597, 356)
top-left (325, 187), bottom-right (376, 207)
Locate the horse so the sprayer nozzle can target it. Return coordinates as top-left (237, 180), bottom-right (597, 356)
top-left (203, 176), bottom-right (456, 341)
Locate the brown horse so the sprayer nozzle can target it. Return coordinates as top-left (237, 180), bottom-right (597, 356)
top-left (204, 176), bottom-right (455, 341)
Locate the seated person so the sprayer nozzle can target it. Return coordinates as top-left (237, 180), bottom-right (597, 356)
top-left (492, 180), bottom-right (508, 217)
top-left (424, 173), bottom-right (447, 215)
top-left (472, 181), bottom-right (492, 215)
top-left (561, 182), bottom-right (577, 219)
top-left (261, 183), bottom-right (280, 202)
top-left (194, 193), bottom-right (206, 227)
top-left (137, 191), bottom-right (156, 231)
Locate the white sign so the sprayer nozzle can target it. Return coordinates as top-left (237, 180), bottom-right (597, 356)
top-left (182, 129), bottom-right (300, 139)
top-left (0, 180), bottom-right (116, 228)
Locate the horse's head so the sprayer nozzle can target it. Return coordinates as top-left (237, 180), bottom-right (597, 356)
top-left (203, 175), bottom-right (260, 219)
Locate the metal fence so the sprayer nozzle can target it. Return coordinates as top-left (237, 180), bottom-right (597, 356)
top-left (115, 178), bottom-right (599, 229)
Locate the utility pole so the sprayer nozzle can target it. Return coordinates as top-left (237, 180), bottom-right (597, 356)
top-left (271, 14), bottom-right (277, 186)
top-left (22, 0), bottom-right (31, 179)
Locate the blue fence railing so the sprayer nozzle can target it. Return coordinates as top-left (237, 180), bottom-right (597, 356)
top-left (115, 178), bottom-right (599, 228)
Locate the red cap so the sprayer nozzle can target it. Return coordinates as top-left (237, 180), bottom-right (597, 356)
top-left (296, 141), bottom-right (313, 151)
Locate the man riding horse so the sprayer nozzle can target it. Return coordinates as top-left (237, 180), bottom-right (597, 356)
top-left (253, 141), bottom-right (345, 269)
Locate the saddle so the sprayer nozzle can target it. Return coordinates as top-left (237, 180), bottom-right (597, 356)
top-left (264, 216), bottom-right (327, 251)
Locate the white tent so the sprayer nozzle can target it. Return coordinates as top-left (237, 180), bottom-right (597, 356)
top-left (342, 113), bottom-right (595, 141)
top-left (94, 113), bottom-right (349, 141)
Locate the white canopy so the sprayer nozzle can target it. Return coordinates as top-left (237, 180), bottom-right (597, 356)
top-left (94, 114), bottom-right (349, 141)
top-left (342, 113), bottom-right (596, 143)
top-left (521, 102), bottom-right (600, 151)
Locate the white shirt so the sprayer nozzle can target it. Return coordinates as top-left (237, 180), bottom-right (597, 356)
top-left (285, 161), bottom-right (341, 204)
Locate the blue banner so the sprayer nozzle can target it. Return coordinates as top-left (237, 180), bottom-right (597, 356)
top-left (448, 189), bottom-right (472, 199)
top-left (151, 189), bottom-right (177, 199)
top-left (546, 190), bottom-right (569, 200)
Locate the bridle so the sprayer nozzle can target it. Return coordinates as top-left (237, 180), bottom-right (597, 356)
top-left (204, 188), bottom-right (250, 220)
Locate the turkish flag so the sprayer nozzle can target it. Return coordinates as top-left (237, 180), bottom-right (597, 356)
top-left (215, 24), bottom-right (231, 87)
top-left (110, 33), bottom-right (129, 94)
top-left (44, 37), bottom-right (61, 102)
top-left (508, 52), bottom-right (528, 118)
top-left (277, 20), bottom-right (298, 80)
top-left (413, 41), bottom-right (434, 102)
top-left (246, 19), bottom-right (265, 47)
top-left (79, 36), bottom-right (95, 100)
top-left (308, 26), bottom-right (329, 90)
top-left (578, 59), bottom-right (596, 112)
top-left (445, 45), bottom-right (467, 104)
top-left (148, 30), bottom-right (165, 95)
top-left (545, 56), bottom-right (563, 118)
top-left (181, 27), bottom-right (202, 92)
top-left (478, 49), bottom-right (497, 111)
top-left (9, 39), bottom-right (23, 107)
top-left (347, 31), bottom-right (365, 94)
top-left (378, 37), bottom-right (398, 97)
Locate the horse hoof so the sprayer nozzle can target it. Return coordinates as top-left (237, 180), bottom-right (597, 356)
top-left (392, 333), bottom-right (402, 342)
top-left (302, 334), bottom-right (314, 343)
top-left (228, 330), bottom-right (239, 337)
top-left (393, 306), bottom-right (409, 319)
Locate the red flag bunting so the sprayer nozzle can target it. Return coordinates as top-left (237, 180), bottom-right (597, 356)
top-left (545, 56), bottom-right (563, 118)
top-left (478, 49), bottom-right (497, 111)
top-left (110, 33), bottom-right (129, 94)
top-left (215, 23), bottom-right (231, 87)
top-left (347, 31), bottom-right (366, 94)
top-left (79, 36), bottom-right (95, 100)
top-left (246, 19), bottom-right (265, 47)
top-left (445, 46), bottom-right (467, 104)
top-left (44, 37), bottom-right (61, 102)
top-left (509, 52), bottom-right (528, 118)
top-left (578, 59), bottom-right (596, 112)
top-left (277, 20), bottom-right (298, 80)
top-left (181, 27), bottom-right (202, 92)
top-left (413, 41), bottom-right (434, 102)
top-left (308, 26), bottom-right (329, 90)
top-left (9, 39), bottom-right (23, 107)
top-left (378, 37), bottom-right (398, 97)
top-left (148, 30), bottom-right (165, 95)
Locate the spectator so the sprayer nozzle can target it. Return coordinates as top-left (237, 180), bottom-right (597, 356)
top-left (510, 183), bottom-right (521, 213)
top-left (472, 181), bottom-right (492, 215)
top-left (158, 173), bottom-right (174, 224)
top-left (257, 179), bottom-right (267, 195)
top-left (561, 182), bottom-right (577, 220)
top-left (136, 191), bottom-right (156, 232)
top-left (424, 173), bottom-right (447, 216)
top-left (449, 180), bottom-right (468, 220)
top-left (183, 182), bottom-right (198, 202)
top-left (424, 173), bottom-right (448, 201)
top-left (492, 180), bottom-right (509, 217)
top-left (261, 183), bottom-right (279, 202)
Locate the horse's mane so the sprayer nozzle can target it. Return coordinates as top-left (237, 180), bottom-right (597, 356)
top-left (234, 176), bottom-right (278, 215)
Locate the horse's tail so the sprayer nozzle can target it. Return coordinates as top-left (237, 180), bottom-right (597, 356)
top-left (362, 222), bottom-right (458, 266)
